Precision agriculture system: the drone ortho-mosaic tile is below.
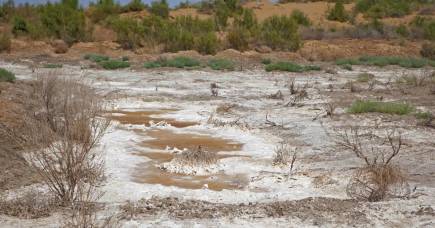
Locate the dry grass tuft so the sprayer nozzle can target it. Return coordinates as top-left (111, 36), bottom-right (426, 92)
top-left (273, 143), bottom-right (297, 171)
top-left (172, 146), bottom-right (218, 167)
top-left (0, 190), bottom-right (59, 219)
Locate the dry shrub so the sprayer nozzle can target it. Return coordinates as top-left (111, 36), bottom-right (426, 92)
top-left (172, 146), bottom-right (217, 167)
top-left (273, 143), bottom-right (297, 171)
top-left (347, 164), bottom-right (409, 202)
top-left (210, 83), bottom-right (218, 96)
top-left (285, 82), bottom-right (309, 107)
top-left (216, 103), bottom-right (237, 114)
top-left (336, 127), bottom-right (410, 202)
top-left (207, 112), bottom-right (249, 129)
top-left (267, 90), bottom-right (284, 100)
top-left (4, 73), bottom-right (110, 205)
top-left (324, 102), bottom-right (336, 117)
top-left (0, 190), bottom-right (58, 219)
top-left (286, 77), bottom-right (296, 95)
top-left (396, 71), bottom-right (432, 87)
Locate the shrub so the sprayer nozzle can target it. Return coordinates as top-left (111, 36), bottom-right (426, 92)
top-left (123, 0), bottom-right (145, 12)
top-left (291, 10), bottom-right (311, 26)
top-left (150, 0), bottom-right (169, 19)
top-left (0, 190), bottom-right (58, 219)
top-left (421, 42), bottom-right (435, 60)
top-left (395, 25), bottom-right (409, 37)
top-left (195, 32), bottom-right (219, 55)
top-left (355, 0), bottom-right (412, 18)
top-left (164, 56), bottom-right (201, 68)
top-left (99, 60), bottom-right (130, 69)
top-left (261, 58), bottom-right (272, 65)
top-left (265, 61), bottom-right (320, 72)
top-left (327, 0), bottom-right (349, 22)
top-left (273, 143), bottom-right (297, 170)
top-left (423, 21), bottom-right (435, 40)
top-left (341, 64), bottom-right (353, 71)
top-left (43, 64), bottom-right (63, 68)
top-left (336, 56), bottom-right (435, 68)
top-left (415, 111), bottom-right (434, 126)
top-left (12, 16), bottom-right (28, 36)
top-left (357, 73), bottom-right (375, 82)
top-left (109, 17), bottom-right (144, 49)
top-left (347, 100), bottom-right (414, 115)
top-left (40, 1), bottom-right (87, 44)
top-left (88, 0), bottom-right (120, 23)
top-left (227, 26), bottom-right (250, 51)
top-left (0, 68), bottom-right (15, 82)
top-left (144, 57), bottom-right (201, 69)
top-left (0, 33), bottom-right (11, 53)
top-left (208, 59), bottom-right (235, 70)
top-left (337, 127), bottom-right (410, 202)
top-left (84, 53), bottom-right (110, 63)
top-left (144, 61), bottom-right (163, 69)
top-left (260, 15), bottom-right (301, 51)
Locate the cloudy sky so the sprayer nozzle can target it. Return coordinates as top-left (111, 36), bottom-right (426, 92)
top-left (0, 0), bottom-right (201, 8)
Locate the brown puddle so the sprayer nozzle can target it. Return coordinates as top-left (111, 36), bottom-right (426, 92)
top-left (134, 129), bottom-right (247, 191)
top-left (108, 110), bottom-right (198, 128)
top-left (112, 109), bottom-right (249, 191)
top-left (141, 129), bottom-right (243, 152)
top-left (133, 164), bottom-right (248, 191)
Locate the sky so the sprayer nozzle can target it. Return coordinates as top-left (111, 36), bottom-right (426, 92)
top-left (0, 0), bottom-right (202, 8)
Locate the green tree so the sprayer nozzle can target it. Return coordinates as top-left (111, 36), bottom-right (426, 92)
top-left (327, 0), bottom-right (349, 22)
top-left (260, 16), bottom-right (301, 51)
top-left (150, 0), bottom-right (169, 19)
top-left (40, 1), bottom-right (87, 44)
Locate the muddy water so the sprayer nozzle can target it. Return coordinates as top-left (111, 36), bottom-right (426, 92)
top-left (109, 110), bottom-right (197, 128)
top-left (141, 129), bottom-right (242, 152)
top-left (112, 110), bottom-right (249, 191)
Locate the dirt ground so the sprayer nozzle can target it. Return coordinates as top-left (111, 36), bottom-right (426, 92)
top-left (0, 81), bottom-right (39, 191)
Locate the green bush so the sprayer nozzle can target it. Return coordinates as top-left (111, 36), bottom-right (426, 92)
top-left (109, 17), bottom-right (144, 49)
top-left (421, 42), bottom-right (435, 60)
top-left (227, 26), bottom-right (250, 51)
top-left (43, 63), bottom-right (63, 68)
top-left (144, 61), bottom-right (163, 69)
top-left (208, 59), bottom-right (235, 71)
top-left (0, 33), bottom-right (11, 53)
top-left (261, 58), bottom-right (272, 65)
top-left (260, 16), bottom-right (301, 51)
top-left (336, 56), bottom-right (435, 68)
top-left (99, 60), bottom-right (130, 69)
top-left (415, 111), bottom-right (433, 120)
top-left (84, 53), bottom-right (110, 63)
top-left (40, 1), bottom-right (87, 44)
top-left (291, 10), bottom-right (311, 26)
top-left (150, 0), bottom-right (169, 19)
top-left (144, 57), bottom-right (201, 69)
top-left (355, 0), bottom-right (412, 18)
top-left (123, 0), bottom-right (145, 12)
top-left (164, 56), bottom-right (201, 68)
top-left (395, 25), bottom-right (409, 37)
top-left (265, 62), bottom-right (321, 72)
top-left (196, 32), bottom-right (219, 55)
top-left (348, 100), bottom-right (414, 115)
top-left (423, 21), bottom-right (435, 40)
top-left (0, 68), bottom-right (15, 82)
top-left (89, 0), bottom-right (120, 23)
top-left (12, 16), bottom-right (28, 36)
top-left (357, 73), bottom-right (375, 82)
top-left (327, 1), bottom-right (349, 22)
